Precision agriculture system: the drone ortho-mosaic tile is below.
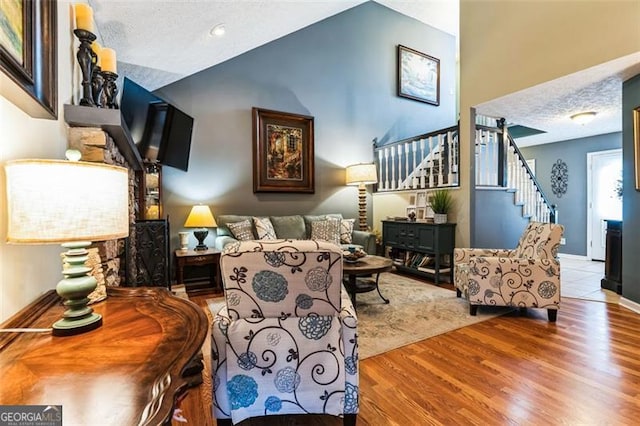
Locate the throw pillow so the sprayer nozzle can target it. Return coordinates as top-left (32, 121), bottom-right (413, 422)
top-left (227, 219), bottom-right (254, 241)
top-left (340, 219), bottom-right (355, 244)
top-left (253, 216), bottom-right (277, 240)
top-left (310, 218), bottom-right (341, 246)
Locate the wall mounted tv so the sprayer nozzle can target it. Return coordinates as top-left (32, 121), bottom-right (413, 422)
top-left (121, 77), bottom-right (193, 171)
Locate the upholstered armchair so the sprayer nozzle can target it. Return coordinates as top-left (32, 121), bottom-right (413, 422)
top-left (454, 222), bottom-right (564, 322)
top-left (211, 239), bottom-right (358, 425)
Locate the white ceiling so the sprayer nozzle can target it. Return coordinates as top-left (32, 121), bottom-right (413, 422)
top-left (90, 0), bottom-right (639, 147)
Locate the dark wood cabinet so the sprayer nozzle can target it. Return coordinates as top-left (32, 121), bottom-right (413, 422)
top-left (382, 221), bottom-right (456, 284)
top-left (601, 219), bottom-right (622, 294)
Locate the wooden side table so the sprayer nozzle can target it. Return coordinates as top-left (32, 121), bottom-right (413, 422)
top-left (0, 286), bottom-right (207, 426)
top-left (175, 248), bottom-right (222, 293)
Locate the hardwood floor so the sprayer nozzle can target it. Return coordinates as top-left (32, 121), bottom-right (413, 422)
top-left (174, 284), bottom-right (640, 426)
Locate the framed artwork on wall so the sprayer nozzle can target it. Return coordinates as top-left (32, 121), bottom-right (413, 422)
top-left (0, 0), bottom-right (57, 119)
top-left (397, 45), bottom-right (440, 106)
top-left (252, 107), bottom-right (315, 193)
top-left (634, 106), bottom-right (640, 190)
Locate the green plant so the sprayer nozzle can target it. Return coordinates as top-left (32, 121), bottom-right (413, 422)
top-left (430, 189), bottom-right (453, 214)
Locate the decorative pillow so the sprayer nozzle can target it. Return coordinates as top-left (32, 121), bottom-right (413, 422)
top-left (310, 218), bottom-right (341, 246)
top-left (227, 219), bottom-right (254, 241)
top-left (340, 218), bottom-right (355, 244)
top-left (253, 216), bottom-right (277, 240)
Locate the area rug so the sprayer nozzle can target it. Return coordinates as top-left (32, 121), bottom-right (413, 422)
top-left (207, 273), bottom-right (511, 359)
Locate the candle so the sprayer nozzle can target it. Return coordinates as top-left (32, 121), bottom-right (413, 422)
top-left (91, 41), bottom-right (101, 66)
top-left (100, 48), bottom-right (117, 73)
top-left (75, 3), bottom-right (94, 32)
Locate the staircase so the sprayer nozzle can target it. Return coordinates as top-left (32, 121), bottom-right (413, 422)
top-left (475, 116), bottom-right (556, 223)
top-left (373, 116), bottom-right (556, 223)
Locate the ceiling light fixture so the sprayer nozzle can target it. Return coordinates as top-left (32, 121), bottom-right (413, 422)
top-left (209, 24), bottom-right (226, 37)
top-left (570, 111), bottom-right (597, 125)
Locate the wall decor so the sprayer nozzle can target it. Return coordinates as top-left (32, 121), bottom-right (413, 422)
top-left (634, 106), bottom-right (640, 190)
top-left (252, 107), bottom-right (315, 193)
top-left (551, 159), bottom-right (568, 198)
top-left (397, 45), bottom-right (440, 105)
top-left (0, 0), bottom-right (57, 119)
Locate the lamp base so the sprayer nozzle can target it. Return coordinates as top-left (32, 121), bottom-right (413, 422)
top-left (53, 242), bottom-right (102, 337)
top-left (193, 229), bottom-right (209, 251)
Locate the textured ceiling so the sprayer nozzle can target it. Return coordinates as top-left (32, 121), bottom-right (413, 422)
top-left (89, 0), bottom-right (639, 147)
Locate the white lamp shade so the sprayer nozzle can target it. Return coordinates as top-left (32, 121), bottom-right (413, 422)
top-left (5, 160), bottom-right (130, 244)
top-left (184, 205), bottom-right (217, 228)
top-left (346, 163), bottom-right (377, 186)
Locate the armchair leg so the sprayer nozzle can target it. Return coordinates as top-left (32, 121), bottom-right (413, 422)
top-left (469, 305), bottom-right (478, 316)
top-left (548, 309), bottom-right (558, 322)
top-left (344, 414), bottom-right (357, 426)
top-left (456, 288), bottom-right (461, 297)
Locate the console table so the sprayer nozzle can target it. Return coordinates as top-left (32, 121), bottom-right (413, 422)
top-left (382, 220), bottom-right (456, 284)
top-left (0, 286), bottom-right (207, 426)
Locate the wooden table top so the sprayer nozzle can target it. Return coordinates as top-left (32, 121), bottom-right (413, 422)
top-left (0, 286), bottom-right (207, 426)
top-left (342, 254), bottom-right (393, 276)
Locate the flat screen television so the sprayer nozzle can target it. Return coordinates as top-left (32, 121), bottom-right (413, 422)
top-left (121, 77), bottom-right (193, 171)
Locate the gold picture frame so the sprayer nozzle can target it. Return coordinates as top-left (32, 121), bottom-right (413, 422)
top-left (0, 0), bottom-right (57, 119)
top-left (252, 107), bottom-right (315, 193)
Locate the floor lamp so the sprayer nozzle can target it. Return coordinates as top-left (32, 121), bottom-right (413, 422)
top-left (346, 163), bottom-right (378, 231)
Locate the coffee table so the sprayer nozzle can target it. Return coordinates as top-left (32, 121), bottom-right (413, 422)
top-left (342, 255), bottom-right (393, 306)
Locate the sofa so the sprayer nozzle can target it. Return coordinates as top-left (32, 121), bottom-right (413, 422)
top-left (214, 214), bottom-right (377, 254)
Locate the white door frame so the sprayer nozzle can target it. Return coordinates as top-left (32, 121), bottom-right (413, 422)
top-left (586, 148), bottom-right (622, 260)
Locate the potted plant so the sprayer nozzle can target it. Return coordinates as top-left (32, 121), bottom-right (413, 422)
top-left (430, 189), bottom-right (453, 224)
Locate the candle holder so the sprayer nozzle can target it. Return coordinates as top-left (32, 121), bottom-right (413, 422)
top-left (74, 29), bottom-right (97, 107)
top-left (91, 65), bottom-right (105, 107)
top-left (102, 70), bottom-right (119, 109)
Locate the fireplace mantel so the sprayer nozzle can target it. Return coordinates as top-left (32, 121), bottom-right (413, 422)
top-left (64, 104), bottom-right (143, 170)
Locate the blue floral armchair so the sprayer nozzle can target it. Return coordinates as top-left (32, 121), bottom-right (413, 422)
top-left (211, 239), bottom-right (358, 425)
top-left (454, 222), bottom-right (564, 322)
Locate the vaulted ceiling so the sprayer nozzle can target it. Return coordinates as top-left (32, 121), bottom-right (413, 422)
top-left (89, 0), bottom-right (639, 146)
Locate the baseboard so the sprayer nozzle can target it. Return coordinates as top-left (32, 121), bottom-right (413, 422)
top-left (558, 253), bottom-right (590, 261)
top-left (620, 297), bottom-right (640, 315)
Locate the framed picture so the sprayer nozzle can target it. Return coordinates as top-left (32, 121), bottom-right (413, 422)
top-left (252, 107), bottom-right (315, 193)
top-left (0, 0), bottom-right (57, 119)
top-left (634, 106), bottom-right (640, 190)
top-left (397, 45), bottom-right (440, 106)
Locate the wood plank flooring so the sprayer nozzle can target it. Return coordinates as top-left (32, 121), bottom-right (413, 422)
top-left (174, 286), bottom-right (640, 426)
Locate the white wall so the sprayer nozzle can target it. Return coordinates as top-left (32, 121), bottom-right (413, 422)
top-left (0, 1), bottom-right (77, 321)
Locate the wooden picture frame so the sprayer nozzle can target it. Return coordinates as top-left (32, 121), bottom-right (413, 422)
top-left (0, 0), bottom-right (57, 119)
top-left (252, 107), bottom-right (314, 193)
top-left (634, 106), bottom-right (640, 190)
top-left (397, 45), bottom-right (439, 106)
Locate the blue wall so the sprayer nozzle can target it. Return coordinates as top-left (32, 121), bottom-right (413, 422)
top-left (622, 74), bottom-right (640, 304)
top-left (520, 133), bottom-right (621, 256)
top-left (154, 2), bottom-right (456, 249)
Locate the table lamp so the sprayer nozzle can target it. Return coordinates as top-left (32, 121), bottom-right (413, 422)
top-left (4, 155), bottom-right (129, 336)
top-left (346, 163), bottom-right (378, 230)
top-left (184, 205), bottom-right (217, 251)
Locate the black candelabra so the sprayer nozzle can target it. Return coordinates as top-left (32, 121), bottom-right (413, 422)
top-left (74, 29), bottom-right (96, 107)
top-left (75, 29), bottom-right (118, 109)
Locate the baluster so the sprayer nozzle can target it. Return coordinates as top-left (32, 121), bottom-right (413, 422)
top-left (420, 138), bottom-right (426, 188)
top-left (447, 131), bottom-right (454, 185)
top-left (390, 147), bottom-right (396, 190)
top-left (491, 131), bottom-right (499, 185)
top-left (378, 149), bottom-right (384, 190)
top-left (428, 136), bottom-right (435, 188)
top-left (397, 144), bottom-right (404, 189)
top-left (476, 129), bottom-right (484, 185)
top-left (384, 148), bottom-right (390, 190)
top-left (412, 141), bottom-right (418, 188)
top-left (438, 133), bottom-right (444, 186)
top-left (404, 143), bottom-right (410, 189)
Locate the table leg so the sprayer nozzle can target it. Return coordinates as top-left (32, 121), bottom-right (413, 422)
top-left (374, 273), bottom-right (389, 304)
